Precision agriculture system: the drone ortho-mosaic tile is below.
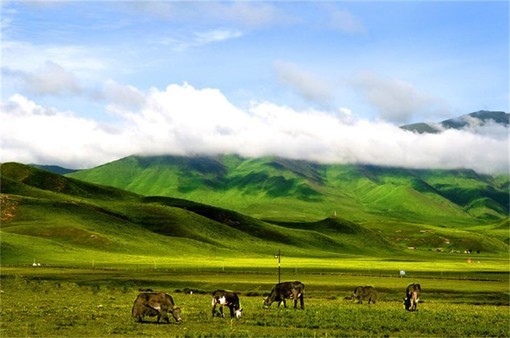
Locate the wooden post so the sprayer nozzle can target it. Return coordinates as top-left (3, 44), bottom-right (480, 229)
top-left (275, 249), bottom-right (281, 284)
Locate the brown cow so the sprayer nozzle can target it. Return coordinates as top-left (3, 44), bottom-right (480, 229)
top-left (403, 283), bottom-right (421, 311)
top-left (352, 286), bottom-right (377, 304)
top-left (132, 292), bottom-right (182, 323)
top-left (263, 281), bottom-right (305, 309)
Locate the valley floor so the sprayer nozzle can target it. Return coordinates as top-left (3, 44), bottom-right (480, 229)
top-left (1, 266), bottom-right (509, 337)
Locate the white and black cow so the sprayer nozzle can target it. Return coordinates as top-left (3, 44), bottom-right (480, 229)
top-left (211, 290), bottom-right (243, 318)
top-left (132, 292), bottom-right (182, 323)
top-left (263, 281), bottom-right (305, 309)
top-left (403, 283), bottom-right (421, 311)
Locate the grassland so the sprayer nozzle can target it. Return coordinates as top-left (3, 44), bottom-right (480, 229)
top-left (1, 162), bottom-right (509, 336)
top-left (1, 267), bottom-right (509, 337)
top-left (1, 161), bottom-right (508, 269)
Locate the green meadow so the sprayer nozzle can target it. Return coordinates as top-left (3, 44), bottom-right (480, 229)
top-left (1, 265), bottom-right (509, 337)
top-left (1, 162), bottom-right (509, 336)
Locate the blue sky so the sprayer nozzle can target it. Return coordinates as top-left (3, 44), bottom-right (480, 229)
top-left (1, 1), bottom-right (508, 172)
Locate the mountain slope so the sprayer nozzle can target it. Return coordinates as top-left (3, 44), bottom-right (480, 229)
top-left (1, 163), bottom-right (406, 265)
top-left (67, 155), bottom-right (509, 225)
top-left (401, 110), bottom-right (509, 133)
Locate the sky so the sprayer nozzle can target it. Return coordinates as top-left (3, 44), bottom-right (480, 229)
top-left (0, 1), bottom-right (508, 173)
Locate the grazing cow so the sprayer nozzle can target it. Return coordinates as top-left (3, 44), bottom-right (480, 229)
top-left (132, 292), bottom-right (182, 323)
top-left (211, 290), bottom-right (243, 318)
top-left (263, 281), bottom-right (305, 309)
top-left (403, 283), bottom-right (421, 311)
top-left (352, 286), bottom-right (377, 304)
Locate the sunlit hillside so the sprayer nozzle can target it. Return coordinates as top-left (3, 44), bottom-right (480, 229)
top-left (2, 162), bottom-right (508, 267)
top-left (67, 155), bottom-right (509, 225)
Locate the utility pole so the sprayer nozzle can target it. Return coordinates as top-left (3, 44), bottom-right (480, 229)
top-left (274, 249), bottom-right (281, 284)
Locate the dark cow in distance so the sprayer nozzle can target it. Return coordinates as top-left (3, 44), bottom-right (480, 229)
top-left (352, 286), bottom-right (377, 304)
top-left (211, 290), bottom-right (243, 318)
top-left (132, 292), bottom-right (182, 323)
top-left (404, 283), bottom-right (421, 311)
top-left (264, 281), bottom-right (305, 309)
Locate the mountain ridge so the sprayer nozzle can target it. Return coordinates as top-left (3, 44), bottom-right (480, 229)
top-left (1, 162), bottom-right (409, 264)
top-left (401, 110), bottom-right (509, 134)
top-left (66, 154), bottom-right (509, 225)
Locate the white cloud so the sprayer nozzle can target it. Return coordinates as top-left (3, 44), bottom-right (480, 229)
top-left (130, 1), bottom-right (284, 28)
top-left (353, 71), bottom-right (447, 123)
top-left (102, 80), bottom-right (146, 112)
top-left (0, 95), bottom-right (131, 168)
top-left (274, 61), bottom-right (333, 105)
top-left (25, 61), bottom-right (82, 96)
top-left (194, 29), bottom-right (243, 45)
top-left (173, 29), bottom-right (243, 51)
top-left (2, 41), bottom-right (107, 79)
top-left (1, 41), bottom-right (109, 102)
top-left (328, 9), bottom-right (366, 34)
top-left (0, 84), bottom-right (507, 174)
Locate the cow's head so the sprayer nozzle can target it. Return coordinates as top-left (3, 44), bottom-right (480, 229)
top-left (172, 307), bottom-right (182, 322)
top-left (235, 307), bottom-right (243, 318)
top-left (263, 297), bottom-right (271, 308)
top-left (352, 286), bottom-right (361, 297)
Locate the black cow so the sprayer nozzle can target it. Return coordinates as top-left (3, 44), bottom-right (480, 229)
top-left (352, 286), bottom-right (377, 304)
top-left (263, 281), bottom-right (305, 309)
top-left (132, 292), bottom-right (182, 323)
top-left (211, 290), bottom-right (243, 318)
top-left (403, 283), bottom-right (421, 311)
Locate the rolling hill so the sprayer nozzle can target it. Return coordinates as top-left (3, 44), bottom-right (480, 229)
top-left (67, 155), bottom-right (509, 226)
top-left (1, 162), bottom-right (409, 266)
top-left (2, 162), bottom-right (508, 267)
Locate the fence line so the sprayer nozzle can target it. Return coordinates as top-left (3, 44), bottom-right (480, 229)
top-left (1, 263), bottom-right (506, 282)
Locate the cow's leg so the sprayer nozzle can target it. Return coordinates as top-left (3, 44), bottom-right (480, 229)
top-left (411, 292), bottom-right (418, 311)
top-left (229, 305), bottom-right (235, 318)
top-left (212, 302), bottom-right (216, 317)
top-left (300, 294), bottom-right (304, 309)
top-left (219, 305), bottom-right (225, 317)
top-left (158, 308), bottom-right (169, 323)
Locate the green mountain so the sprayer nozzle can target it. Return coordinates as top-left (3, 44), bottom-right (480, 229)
top-left (67, 155), bottom-right (509, 226)
top-left (2, 162), bottom-right (507, 266)
top-left (31, 164), bottom-right (78, 175)
top-left (1, 162), bottom-right (406, 265)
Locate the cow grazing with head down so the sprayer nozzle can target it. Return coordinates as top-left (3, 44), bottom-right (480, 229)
top-left (352, 286), bottom-right (377, 304)
top-left (211, 290), bottom-right (242, 318)
top-left (264, 281), bottom-right (305, 309)
top-left (403, 283), bottom-right (421, 311)
top-left (132, 292), bottom-right (182, 323)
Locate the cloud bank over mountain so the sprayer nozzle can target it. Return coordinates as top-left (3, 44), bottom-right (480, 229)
top-left (1, 83), bottom-right (507, 174)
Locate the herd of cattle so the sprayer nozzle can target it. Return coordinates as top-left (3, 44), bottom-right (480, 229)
top-left (132, 281), bottom-right (422, 323)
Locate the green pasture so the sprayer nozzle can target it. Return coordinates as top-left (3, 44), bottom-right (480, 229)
top-left (2, 162), bottom-right (509, 336)
top-left (1, 266), bottom-right (509, 337)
